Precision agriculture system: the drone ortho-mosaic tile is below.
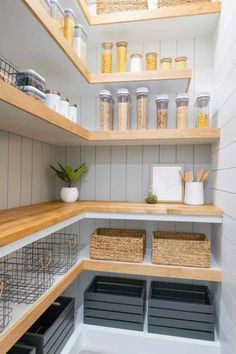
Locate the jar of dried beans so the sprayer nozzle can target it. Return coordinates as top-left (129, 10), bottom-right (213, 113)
top-left (117, 88), bottom-right (130, 130)
top-left (156, 94), bottom-right (169, 129)
top-left (136, 87), bottom-right (149, 130)
top-left (196, 92), bottom-right (210, 128)
top-left (99, 90), bottom-right (113, 130)
top-left (176, 93), bottom-right (189, 129)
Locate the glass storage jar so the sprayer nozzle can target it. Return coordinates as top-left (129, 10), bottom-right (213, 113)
top-left (145, 52), bottom-right (157, 71)
top-left (64, 8), bottom-right (76, 45)
top-left (175, 56), bottom-right (188, 69)
top-left (73, 24), bottom-right (88, 63)
top-left (156, 94), bottom-right (169, 129)
top-left (176, 93), bottom-right (189, 129)
top-left (117, 88), bottom-right (130, 130)
top-left (101, 42), bottom-right (113, 73)
top-left (116, 41), bottom-right (128, 72)
top-left (160, 57), bottom-right (172, 70)
top-left (136, 87), bottom-right (149, 130)
top-left (68, 104), bottom-right (78, 123)
top-left (99, 90), bottom-right (113, 131)
top-left (50, 0), bottom-right (64, 34)
top-left (130, 54), bottom-right (143, 72)
top-left (196, 92), bottom-right (211, 128)
top-left (45, 90), bottom-right (61, 113)
top-left (59, 97), bottom-right (70, 118)
top-left (40, 0), bottom-right (51, 15)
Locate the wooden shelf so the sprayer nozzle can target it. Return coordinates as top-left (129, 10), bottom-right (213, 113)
top-left (0, 201), bottom-right (223, 249)
top-left (0, 245), bottom-right (222, 353)
top-left (0, 80), bottom-right (220, 146)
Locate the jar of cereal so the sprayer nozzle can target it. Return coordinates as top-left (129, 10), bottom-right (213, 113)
top-left (156, 94), bottom-right (169, 129)
top-left (136, 87), bottom-right (149, 130)
top-left (176, 93), bottom-right (189, 129)
top-left (196, 92), bottom-right (211, 128)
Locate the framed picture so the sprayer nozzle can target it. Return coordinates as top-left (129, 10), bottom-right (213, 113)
top-left (151, 164), bottom-right (184, 203)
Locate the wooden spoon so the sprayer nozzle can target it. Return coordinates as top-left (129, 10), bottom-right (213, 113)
top-left (201, 171), bottom-right (210, 183)
top-left (196, 169), bottom-right (204, 182)
top-left (179, 170), bottom-right (185, 182)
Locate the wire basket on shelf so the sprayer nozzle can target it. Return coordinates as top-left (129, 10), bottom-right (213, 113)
top-left (0, 262), bottom-right (12, 333)
top-left (23, 233), bottom-right (80, 276)
top-left (157, 0), bottom-right (211, 7)
top-left (0, 55), bottom-right (19, 87)
top-left (96, 0), bottom-right (148, 14)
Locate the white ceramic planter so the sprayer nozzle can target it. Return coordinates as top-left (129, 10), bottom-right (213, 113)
top-left (184, 182), bottom-right (204, 205)
top-left (60, 187), bottom-right (79, 203)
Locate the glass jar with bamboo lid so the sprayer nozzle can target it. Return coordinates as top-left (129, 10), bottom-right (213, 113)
top-left (160, 57), bottom-right (172, 70)
top-left (175, 56), bottom-right (188, 69)
top-left (116, 41), bottom-right (128, 72)
top-left (101, 42), bottom-right (113, 73)
top-left (145, 52), bottom-right (158, 71)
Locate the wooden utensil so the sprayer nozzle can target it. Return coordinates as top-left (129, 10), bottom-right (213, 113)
top-left (201, 171), bottom-right (210, 183)
top-left (196, 169), bottom-right (204, 182)
top-left (179, 170), bottom-right (185, 182)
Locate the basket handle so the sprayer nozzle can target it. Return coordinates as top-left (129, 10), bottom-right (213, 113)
top-left (0, 281), bottom-right (4, 298)
top-left (39, 251), bottom-right (52, 269)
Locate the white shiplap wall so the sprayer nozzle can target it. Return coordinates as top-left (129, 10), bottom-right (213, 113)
top-left (211, 1), bottom-right (236, 354)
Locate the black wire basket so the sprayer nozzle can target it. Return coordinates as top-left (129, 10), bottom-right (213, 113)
top-left (0, 55), bottom-right (19, 87)
top-left (0, 263), bottom-right (12, 333)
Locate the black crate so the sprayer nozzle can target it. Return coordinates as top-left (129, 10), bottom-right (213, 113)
top-left (84, 276), bottom-right (146, 331)
top-left (8, 343), bottom-right (36, 354)
top-left (21, 296), bottom-right (74, 354)
top-left (148, 281), bottom-right (214, 341)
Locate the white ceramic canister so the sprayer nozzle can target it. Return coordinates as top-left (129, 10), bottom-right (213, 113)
top-left (184, 182), bottom-right (204, 205)
top-left (68, 104), bottom-right (78, 123)
top-left (130, 54), bottom-right (143, 72)
top-left (45, 90), bottom-right (61, 112)
top-left (59, 97), bottom-right (70, 118)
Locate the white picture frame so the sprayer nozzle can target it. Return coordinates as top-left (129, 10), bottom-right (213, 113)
top-left (151, 164), bottom-right (184, 203)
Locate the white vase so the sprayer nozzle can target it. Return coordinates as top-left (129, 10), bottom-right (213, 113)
top-left (184, 182), bottom-right (204, 206)
top-left (60, 187), bottom-right (79, 203)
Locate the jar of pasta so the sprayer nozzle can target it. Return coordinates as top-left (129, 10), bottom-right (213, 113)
top-left (156, 94), bottom-right (169, 129)
top-left (196, 92), bottom-right (210, 128)
top-left (145, 52), bottom-right (157, 71)
top-left (160, 57), bottom-right (172, 70)
top-left (175, 56), bottom-right (188, 69)
top-left (136, 87), bottom-right (149, 130)
top-left (176, 93), bottom-right (189, 129)
top-left (101, 42), bottom-right (113, 73)
top-left (99, 90), bottom-right (113, 131)
top-left (117, 88), bottom-right (130, 130)
top-left (64, 8), bottom-right (76, 45)
top-left (50, 0), bottom-right (64, 34)
top-left (116, 41), bottom-right (128, 72)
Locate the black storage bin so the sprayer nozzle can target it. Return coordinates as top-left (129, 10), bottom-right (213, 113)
top-left (21, 296), bottom-right (75, 354)
top-left (148, 281), bottom-right (214, 341)
top-left (84, 276), bottom-right (146, 331)
top-left (8, 343), bottom-right (36, 354)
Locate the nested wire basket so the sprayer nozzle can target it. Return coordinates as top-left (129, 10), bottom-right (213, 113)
top-left (0, 263), bottom-right (12, 333)
top-left (23, 233), bottom-right (80, 276)
top-left (96, 0), bottom-right (148, 14)
top-left (0, 55), bottom-right (19, 87)
top-left (157, 0), bottom-right (211, 7)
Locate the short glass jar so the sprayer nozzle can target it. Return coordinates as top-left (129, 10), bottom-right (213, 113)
top-left (101, 42), bottom-right (113, 73)
top-left (160, 57), bottom-right (172, 70)
top-left (196, 92), bottom-right (211, 128)
top-left (145, 52), bottom-right (157, 71)
top-left (176, 93), bottom-right (189, 129)
top-left (64, 8), bottom-right (76, 45)
top-left (117, 88), bottom-right (130, 130)
top-left (136, 87), bottom-right (149, 130)
top-left (175, 56), bottom-right (188, 69)
top-left (156, 94), bottom-right (169, 129)
top-left (116, 41), bottom-right (128, 72)
top-left (130, 54), bottom-right (143, 72)
top-left (99, 90), bottom-right (113, 131)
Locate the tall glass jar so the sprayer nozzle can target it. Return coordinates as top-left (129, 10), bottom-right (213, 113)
top-left (116, 41), bottom-right (128, 72)
top-left (101, 42), bottom-right (113, 73)
top-left (99, 90), bottom-right (113, 131)
top-left (176, 93), bottom-right (189, 129)
top-left (145, 52), bottom-right (157, 71)
top-left (73, 24), bottom-right (88, 63)
top-left (50, 0), bottom-right (64, 34)
top-left (64, 8), bottom-right (76, 45)
top-left (117, 88), bottom-right (130, 130)
top-left (156, 94), bottom-right (169, 129)
top-left (136, 87), bottom-right (149, 130)
top-left (196, 92), bottom-right (211, 128)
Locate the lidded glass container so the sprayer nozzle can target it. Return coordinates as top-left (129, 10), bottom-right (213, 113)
top-left (145, 52), bottom-right (157, 71)
top-left (117, 88), bottom-right (130, 130)
top-left (101, 42), bottom-right (113, 73)
top-left (116, 41), bottom-right (128, 72)
top-left (45, 90), bottom-right (61, 112)
top-left (59, 97), bottom-right (70, 118)
top-left (196, 92), bottom-right (211, 128)
top-left (64, 8), bottom-right (76, 45)
top-left (50, 0), bottom-right (64, 34)
top-left (130, 54), bottom-right (143, 72)
top-left (160, 57), bottom-right (172, 70)
top-left (136, 87), bottom-right (149, 130)
top-left (73, 24), bottom-right (88, 63)
top-left (40, 0), bottom-right (51, 15)
top-left (176, 93), bottom-right (189, 129)
top-left (175, 56), bottom-right (188, 69)
top-left (99, 90), bottom-right (114, 131)
top-left (156, 94), bottom-right (169, 129)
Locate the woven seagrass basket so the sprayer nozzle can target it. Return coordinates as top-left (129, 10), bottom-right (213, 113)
top-left (97, 0), bottom-right (148, 15)
top-left (90, 228), bottom-right (146, 263)
top-left (157, 0), bottom-right (211, 7)
top-left (152, 231), bottom-right (210, 268)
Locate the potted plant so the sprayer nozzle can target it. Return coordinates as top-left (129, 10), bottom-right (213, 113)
top-left (50, 162), bottom-right (88, 203)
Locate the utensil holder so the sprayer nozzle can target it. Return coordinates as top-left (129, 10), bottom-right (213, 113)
top-left (184, 182), bottom-right (204, 205)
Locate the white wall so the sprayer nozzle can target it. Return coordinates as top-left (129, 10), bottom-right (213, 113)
top-left (211, 1), bottom-right (236, 353)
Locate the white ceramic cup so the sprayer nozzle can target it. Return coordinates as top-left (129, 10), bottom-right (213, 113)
top-left (184, 182), bottom-right (204, 205)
